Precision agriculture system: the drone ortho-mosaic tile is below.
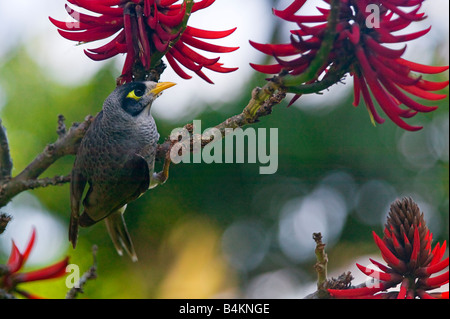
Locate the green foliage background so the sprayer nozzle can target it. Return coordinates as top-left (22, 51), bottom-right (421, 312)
top-left (0, 7), bottom-right (448, 298)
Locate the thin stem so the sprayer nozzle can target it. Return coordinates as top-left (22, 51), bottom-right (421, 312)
top-left (282, 0), bottom-right (341, 88)
top-left (287, 66), bottom-right (347, 95)
top-left (65, 245), bottom-right (98, 299)
top-left (156, 78), bottom-right (286, 160)
top-left (313, 233), bottom-right (328, 290)
top-left (14, 116), bottom-right (93, 182)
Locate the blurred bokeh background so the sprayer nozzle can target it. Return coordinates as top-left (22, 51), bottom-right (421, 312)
top-left (0, 0), bottom-right (448, 298)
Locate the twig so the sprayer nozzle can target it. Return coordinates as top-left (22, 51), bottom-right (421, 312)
top-left (57, 114), bottom-right (67, 138)
top-left (0, 115), bottom-right (94, 208)
top-left (327, 272), bottom-right (354, 290)
top-left (0, 119), bottom-right (13, 180)
top-left (14, 115), bottom-right (93, 182)
top-left (304, 233), bottom-right (331, 299)
top-left (15, 175), bottom-right (71, 190)
top-left (65, 245), bottom-right (98, 299)
top-left (313, 232), bottom-right (328, 289)
top-left (304, 234), bottom-right (355, 299)
top-left (156, 77), bottom-right (286, 160)
top-left (0, 212), bottom-right (11, 234)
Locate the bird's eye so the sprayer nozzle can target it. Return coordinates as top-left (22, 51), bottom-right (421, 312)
top-left (135, 88), bottom-right (145, 97)
top-left (126, 88), bottom-right (145, 101)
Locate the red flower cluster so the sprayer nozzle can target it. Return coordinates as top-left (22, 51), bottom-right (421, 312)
top-left (0, 228), bottom-right (69, 299)
top-left (50, 0), bottom-right (238, 84)
top-left (328, 198), bottom-right (449, 299)
top-left (250, 0), bottom-right (449, 131)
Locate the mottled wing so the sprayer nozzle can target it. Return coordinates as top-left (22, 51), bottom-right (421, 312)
top-left (69, 166), bottom-right (87, 248)
top-left (79, 154), bottom-right (150, 226)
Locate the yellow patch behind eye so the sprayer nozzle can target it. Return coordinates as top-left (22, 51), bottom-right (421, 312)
top-left (126, 90), bottom-right (141, 101)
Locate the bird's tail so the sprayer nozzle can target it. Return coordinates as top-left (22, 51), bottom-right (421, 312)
top-left (104, 206), bottom-right (138, 262)
top-left (69, 212), bottom-right (79, 249)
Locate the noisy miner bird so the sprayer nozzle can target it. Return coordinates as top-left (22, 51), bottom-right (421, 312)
top-left (69, 81), bottom-right (176, 262)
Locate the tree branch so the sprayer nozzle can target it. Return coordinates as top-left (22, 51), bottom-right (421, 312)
top-left (0, 119), bottom-right (13, 180)
top-left (156, 77), bottom-right (286, 160)
top-left (0, 213), bottom-right (12, 235)
top-left (14, 115), bottom-right (93, 182)
top-left (0, 115), bottom-right (94, 208)
top-left (65, 245), bottom-right (98, 299)
top-left (313, 232), bottom-right (328, 290)
top-left (304, 233), bottom-right (355, 299)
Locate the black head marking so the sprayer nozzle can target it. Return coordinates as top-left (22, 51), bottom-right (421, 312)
top-left (121, 82), bottom-right (149, 117)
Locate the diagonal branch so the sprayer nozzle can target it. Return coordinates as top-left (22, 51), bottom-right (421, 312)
top-left (65, 245), bottom-right (98, 299)
top-left (14, 115), bottom-right (93, 182)
top-left (0, 115), bottom-right (94, 208)
top-left (156, 76), bottom-right (286, 160)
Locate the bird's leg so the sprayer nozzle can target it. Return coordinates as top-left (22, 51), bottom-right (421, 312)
top-left (150, 151), bottom-right (171, 188)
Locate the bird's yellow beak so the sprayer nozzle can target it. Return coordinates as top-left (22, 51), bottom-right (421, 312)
top-left (150, 82), bottom-right (177, 96)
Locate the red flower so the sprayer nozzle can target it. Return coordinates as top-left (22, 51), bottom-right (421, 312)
top-left (328, 198), bottom-right (449, 299)
top-left (0, 228), bottom-right (69, 299)
top-left (250, 0), bottom-right (449, 131)
top-left (50, 0), bottom-right (238, 84)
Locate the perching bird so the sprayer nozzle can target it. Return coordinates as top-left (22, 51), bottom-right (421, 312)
top-left (69, 81), bottom-right (176, 262)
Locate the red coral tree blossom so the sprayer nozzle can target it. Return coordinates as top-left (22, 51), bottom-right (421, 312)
top-left (328, 198), bottom-right (449, 299)
top-left (50, 0), bottom-right (238, 84)
top-left (250, 0), bottom-right (449, 131)
top-left (0, 228), bottom-right (69, 299)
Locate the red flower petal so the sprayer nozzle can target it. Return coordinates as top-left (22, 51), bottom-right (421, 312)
top-left (373, 231), bottom-right (407, 270)
top-left (416, 79), bottom-right (450, 91)
top-left (205, 63), bottom-right (239, 74)
top-left (67, 0), bottom-right (122, 16)
top-left (369, 258), bottom-right (393, 273)
top-left (249, 41), bottom-right (299, 57)
top-left (12, 257), bottom-right (69, 284)
top-left (22, 227), bottom-right (37, 265)
top-left (184, 26), bottom-right (237, 39)
top-left (419, 271), bottom-right (449, 288)
top-left (430, 240), bottom-right (447, 266)
top-left (410, 225), bottom-right (421, 264)
top-left (328, 281), bottom-right (391, 298)
top-left (364, 35), bottom-right (407, 59)
top-left (52, 0), bottom-right (238, 83)
top-left (417, 257), bottom-right (449, 276)
top-left (357, 74), bottom-right (386, 124)
top-left (181, 33), bottom-right (239, 53)
top-left (57, 27), bottom-right (120, 43)
top-left (249, 63), bottom-right (284, 75)
top-left (396, 58), bottom-right (449, 74)
top-left (7, 241), bottom-right (24, 274)
top-left (397, 278), bottom-right (409, 299)
top-left (165, 52), bottom-right (193, 80)
top-left (417, 290), bottom-right (437, 299)
top-left (174, 42), bottom-right (220, 66)
top-left (157, 2), bottom-right (186, 27)
top-left (352, 74), bottom-right (361, 107)
top-left (272, 0), bottom-right (307, 20)
top-left (356, 263), bottom-right (401, 282)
